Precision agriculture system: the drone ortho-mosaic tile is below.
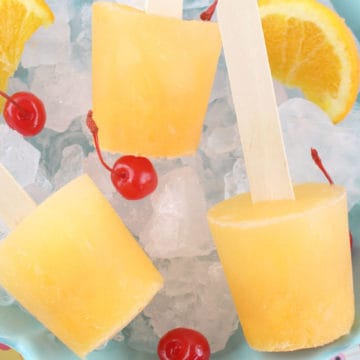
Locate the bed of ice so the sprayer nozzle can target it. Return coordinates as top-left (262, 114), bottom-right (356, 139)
top-left (0, 0), bottom-right (360, 356)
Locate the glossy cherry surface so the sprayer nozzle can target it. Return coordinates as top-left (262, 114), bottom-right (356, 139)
top-left (157, 328), bottom-right (211, 360)
top-left (86, 110), bottom-right (158, 200)
top-left (1, 91), bottom-right (46, 136)
top-left (0, 343), bottom-right (11, 350)
top-left (111, 155), bottom-right (157, 200)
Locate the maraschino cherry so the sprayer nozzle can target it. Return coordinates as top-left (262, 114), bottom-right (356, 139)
top-left (157, 328), bottom-right (211, 360)
top-left (0, 90), bottom-right (46, 136)
top-left (86, 110), bottom-right (158, 200)
top-left (0, 343), bottom-right (11, 351)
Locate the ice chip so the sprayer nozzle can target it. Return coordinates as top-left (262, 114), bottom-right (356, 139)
top-left (123, 314), bottom-right (159, 353)
top-left (224, 156), bottom-right (249, 199)
top-left (205, 125), bottom-right (239, 156)
top-left (83, 152), bottom-right (117, 200)
top-left (280, 98), bottom-right (360, 207)
top-left (52, 144), bottom-right (85, 190)
top-left (27, 118), bottom-right (93, 179)
top-left (144, 257), bottom-right (239, 353)
top-left (0, 125), bottom-right (40, 187)
top-left (25, 168), bottom-right (54, 204)
top-left (139, 167), bottom-right (214, 258)
top-left (29, 63), bottom-right (91, 132)
top-left (22, 20), bottom-right (71, 68)
top-left (69, 2), bottom-right (92, 69)
top-left (111, 195), bottom-right (153, 238)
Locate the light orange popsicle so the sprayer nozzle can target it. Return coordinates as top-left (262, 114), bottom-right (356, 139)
top-left (208, 0), bottom-right (354, 351)
top-left (208, 183), bottom-right (354, 351)
top-left (0, 175), bottom-right (163, 358)
top-left (92, 2), bottom-right (221, 157)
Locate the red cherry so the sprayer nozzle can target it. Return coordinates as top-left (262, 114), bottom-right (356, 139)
top-left (86, 110), bottom-right (158, 200)
top-left (0, 343), bottom-right (11, 351)
top-left (0, 91), bottom-right (46, 136)
top-left (111, 155), bottom-right (157, 200)
top-left (157, 328), bottom-right (211, 360)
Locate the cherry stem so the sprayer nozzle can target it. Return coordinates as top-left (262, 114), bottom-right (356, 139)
top-left (0, 90), bottom-right (27, 115)
top-left (86, 110), bottom-right (113, 172)
top-left (200, 0), bottom-right (218, 21)
top-left (311, 148), bottom-right (334, 185)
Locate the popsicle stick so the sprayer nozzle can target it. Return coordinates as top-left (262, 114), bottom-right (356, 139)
top-left (0, 163), bottom-right (36, 231)
top-left (145, 0), bottom-right (183, 19)
top-left (217, 0), bottom-right (294, 202)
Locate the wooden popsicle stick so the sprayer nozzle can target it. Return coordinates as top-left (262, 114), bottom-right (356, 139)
top-left (0, 163), bottom-right (36, 231)
top-left (145, 0), bottom-right (183, 19)
top-left (217, 0), bottom-right (294, 202)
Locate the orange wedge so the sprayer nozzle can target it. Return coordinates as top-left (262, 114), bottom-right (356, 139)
top-left (259, 0), bottom-right (360, 123)
top-left (0, 0), bottom-right (54, 107)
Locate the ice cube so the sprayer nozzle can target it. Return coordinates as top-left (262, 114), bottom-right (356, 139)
top-left (27, 118), bottom-right (93, 180)
top-left (205, 125), bottom-right (239, 156)
top-left (139, 167), bottom-right (214, 258)
top-left (224, 156), bottom-right (249, 199)
top-left (83, 152), bottom-right (117, 200)
top-left (280, 98), bottom-right (360, 207)
top-left (29, 63), bottom-right (91, 132)
top-left (7, 77), bottom-right (29, 94)
top-left (21, 20), bottom-right (71, 68)
top-left (52, 144), bottom-right (85, 190)
top-left (25, 168), bottom-right (54, 204)
top-left (0, 125), bottom-right (41, 187)
top-left (111, 195), bottom-right (153, 238)
top-left (123, 314), bottom-right (159, 353)
top-left (69, 2), bottom-right (92, 69)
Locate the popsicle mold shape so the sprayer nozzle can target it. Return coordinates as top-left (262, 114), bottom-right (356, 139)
top-left (207, 183), bottom-right (354, 351)
top-left (92, 2), bottom-right (221, 157)
top-left (0, 175), bottom-right (163, 358)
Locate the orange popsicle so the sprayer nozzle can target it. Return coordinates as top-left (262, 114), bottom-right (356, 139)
top-left (0, 175), bottom-right (163, 358)
top-left (208, 0), bottom-right (354, 351)
top-left (92, 2), bottom-right (221, 157)
top-left (208, 183), bottom-right (354, 350)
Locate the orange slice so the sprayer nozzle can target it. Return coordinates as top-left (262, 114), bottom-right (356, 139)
top-left (259, 0), bottom-right (360, 123)
top-left (0, 0), bottom-right (54, 107)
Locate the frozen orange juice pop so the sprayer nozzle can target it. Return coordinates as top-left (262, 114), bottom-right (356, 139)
top-left (92, 1), bottom-right (221, 157)
top-left (207, 0), bottom-right (354, 351)
top-left (0, 165), bottom-right (163, 358)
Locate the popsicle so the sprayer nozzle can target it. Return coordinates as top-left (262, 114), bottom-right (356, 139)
top-left (207, 0), bottom-right (354, 351)
top-left (0, 165), bottom-right (163, 358)
top-left (92, 1), bottom-right (221, 157)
